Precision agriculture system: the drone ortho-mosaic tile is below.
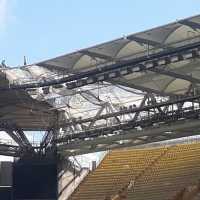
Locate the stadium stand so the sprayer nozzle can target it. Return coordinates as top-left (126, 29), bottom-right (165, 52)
top-left (69, 142), bottom-right (200, 200)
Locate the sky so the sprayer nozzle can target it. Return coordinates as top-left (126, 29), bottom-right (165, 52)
top-left (0, 0), bottom-right (200, 67)
top-left (0, 0), bottom-right (199, 162)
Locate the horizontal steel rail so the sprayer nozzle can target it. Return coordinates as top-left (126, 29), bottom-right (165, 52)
top-left (1, 38), bottom-right (200, 91)
top-left (57, 95), bottom-right (200, 143)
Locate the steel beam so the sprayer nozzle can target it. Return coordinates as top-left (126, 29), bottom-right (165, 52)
top-left (111, 79), bottom-right (177, 97)
top-left (58, 107), bottom-right (200, 142)
top-left (150, 67), bottom-right (200, 84)
top-left (87, 104), bottom-right (106, 129)
top-left (58, 118), bottom-right (200, 156)
top-left (80, 50), bottom-right (115, 61)
top-left (0, 143), bottom-right (20, 157)
top-left (127, 35), bottom-right (162, 46)
top-left (133, 94), bottom-right (148, 121)
top-left (59, 92), bottom-right (197, 129)
top-left (40, 129), bottom-right (54, 148)
top-left (56, 94), bottom-right (200, 149)
top-left (2, 39), bottom-right (200, 91)
top-left (3, 124), bottom-right (32, 150)
top-left (15, 128), bottom-right (32, 148)
top-left (179, 19), bottom-right (200, 30)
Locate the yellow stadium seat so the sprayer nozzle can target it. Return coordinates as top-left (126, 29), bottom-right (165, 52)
top-left (69, 142), bottom-right (200, 200)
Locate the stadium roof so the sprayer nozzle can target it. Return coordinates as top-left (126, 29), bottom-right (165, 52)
top-left (34, 14), bottom-right (200, 95)
top-left (0, 14), bottom-right (200, 132)
top-left (37, 15), bottom-right (200, 73)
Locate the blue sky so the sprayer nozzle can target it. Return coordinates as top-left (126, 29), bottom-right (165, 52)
top-left (0, 0), bottom-right (200, 67)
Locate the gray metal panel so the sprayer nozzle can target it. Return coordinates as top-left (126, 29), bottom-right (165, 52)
top-left (0, 162), bottom-right (12, 186)
top-left (36, 15), bottom-right (200, 73)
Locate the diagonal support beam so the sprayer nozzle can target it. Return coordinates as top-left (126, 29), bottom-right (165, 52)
top-left (87, 104), bottom-right (106, 129)
top-left (80, 50), bottom-right (115, 61)
top-left (40, 129), bottom-right (55, 148)
top-left (0, 143), bottom-right (20, 157)
top-left (5, 128), bottom-right (32, 148)
top-left (150, 67), bottom-right (200, 84)
top-left (5, 130), bottom-right (24, 147)
top-left (111, 79), bottom-right (179, 97)
top-left (133, 94), bottom-right (148, 121)
top-left (106, 103), bottom-right (121, 123)
top-left (16, 128), bottom-right (32, 147)
top-left (179, 19), bottom-right (200, 30)
top-left (148, 93), bottom-right (165, 114)
top-left (127, 35), bottom-right (162, 46)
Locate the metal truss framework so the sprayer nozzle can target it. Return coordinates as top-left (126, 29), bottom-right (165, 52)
top-left (56, 91), bottom-right (200, 155)
top-left (57, 87), bottom-right (197, 137)
top-left (0, 143), bottom-right (20, 157)
top-left (5, 129), bottom-right (32, 148)
top-left (40, 129), bottom-right (55, 149)
top-left (2, 39), bottom-right (200, 157)
top-left (1, 37), bottom-right (200, 92)
top-left (0, 122), bottom-right (34, 156)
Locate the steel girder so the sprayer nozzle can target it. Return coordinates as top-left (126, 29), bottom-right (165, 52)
top-left (110, 79), bottom-right (180, 97)
top-left (56, 94), bottom-right (200, 155)
top-left (0, 143), bottom-right (20, 157)
top-left (58, 94), bottom-right (200, 130)
top-left (127, 35), bottom-right (162, 46)
top-left (58, 105), bottom-right (200, 142)
top-left (0, 121), bottom-right (34, 156)
top-left (40, 129), bottom-right (53, 148)
top-left (179, 19), bottom-right (200, 30)
top-left (5, 128), bottom-right (32, 149)
top-left (1, 37), bottom-right (200, 91)
top-left (58, 119), bottom-right (200, 156)
top-left (150, 67), bottom-right (200, 84)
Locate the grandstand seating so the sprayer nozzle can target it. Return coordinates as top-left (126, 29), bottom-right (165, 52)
top-left (69, 142), bottom-right (200, 200)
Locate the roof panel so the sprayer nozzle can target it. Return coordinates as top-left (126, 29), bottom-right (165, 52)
top-left (132, 24), bottom-right (179, 45)
top-left (165, 79), bottom-right (190, 94)
top-left (114, 58), bottom-right (200, 95)
top-left (116, 41), bottom-right (145, 58)
top-left (4, 68), bottom-right (32, 83)
top-left (36, 15), bottom-right (200, 73)
top-left (165, 25), bottom-right (197, 44)
top-left (88, 38), bottom-right (128, 58)
top-left (38, 52), bottom-right (83, 71)
top-left (73, 55), bottom-right (96, 70)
